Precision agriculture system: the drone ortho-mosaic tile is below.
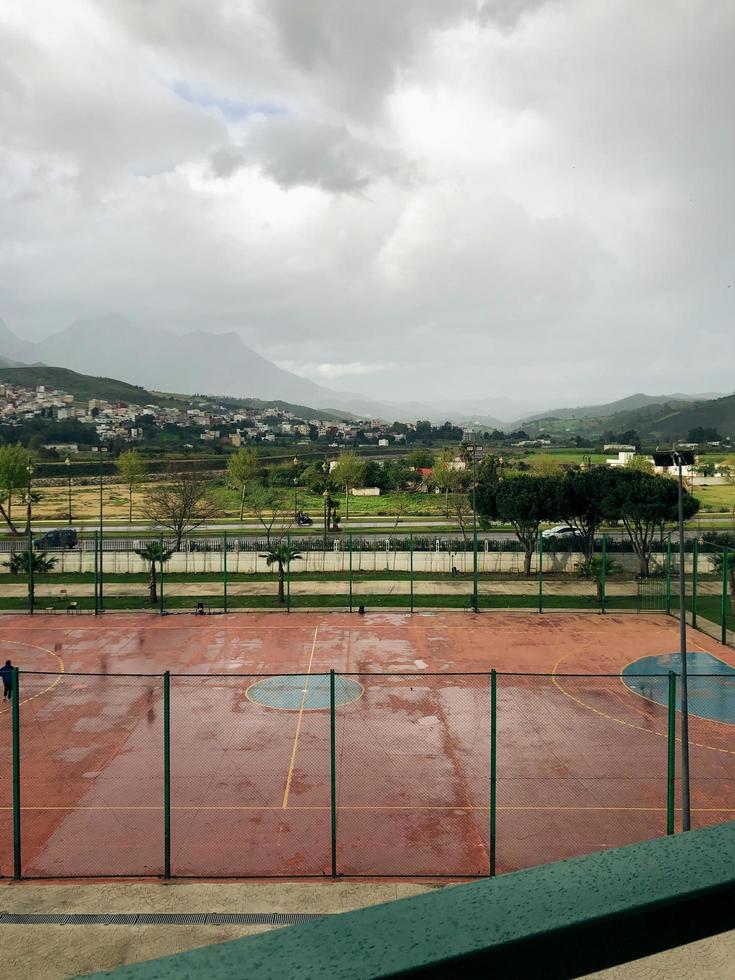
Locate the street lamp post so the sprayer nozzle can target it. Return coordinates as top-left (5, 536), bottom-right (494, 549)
top-left (98, 447), bottom-right (106, 614)
top-left (65, 456), bottom-right (72, 526)
top-left (26, 463), bottom-right (34, 616)
top-left (293, 457), bottom-right (299, 520)
top-left (472, 447), bottom-right (479, 610)
top-left (322, 459), bottom-right (330, 550)
top-left (654, 448), bottom-right (694, 832)
top-left (673, 449), bottom-right (691, 831)
top-left (323, 490), bottom-right (330, 551)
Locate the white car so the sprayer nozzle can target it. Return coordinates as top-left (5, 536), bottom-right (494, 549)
top-left (541, 525), bottom-right (579, 541)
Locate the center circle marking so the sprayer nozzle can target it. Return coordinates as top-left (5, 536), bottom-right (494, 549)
top-left (246, 674), bottom-right (363, 711)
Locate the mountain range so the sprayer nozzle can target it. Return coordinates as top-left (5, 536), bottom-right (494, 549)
top-left (0, 317), bottom-right (730, 434)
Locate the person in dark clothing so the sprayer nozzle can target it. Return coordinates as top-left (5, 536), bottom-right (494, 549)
top-left (1, 660), bottom-right (13, 701)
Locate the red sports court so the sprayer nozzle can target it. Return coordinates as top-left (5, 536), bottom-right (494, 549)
top-left (0, 611), bottom-right (733, 880)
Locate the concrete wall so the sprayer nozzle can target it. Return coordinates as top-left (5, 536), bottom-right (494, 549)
top-left (0, 549), bottom-right (719, 577)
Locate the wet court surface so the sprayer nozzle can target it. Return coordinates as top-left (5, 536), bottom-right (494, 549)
top-left (1, 612), bottom-right (734, 880)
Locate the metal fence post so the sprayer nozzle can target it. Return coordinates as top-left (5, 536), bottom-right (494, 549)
top-left (223, 531), bottom-right (228, 614)
top-left (691, 539), bottom-right (698, 630)
top-left (330, 669), bottom-right (337, 877)
top-left (666, 534), bottom-right (672, 615)
top-left (163, 671), bottom-right (171, 878)
top-left (667, 670), bottom-right (676, 836)
top-left (490, 669), bottom-right (497, 877)
top-left (27, 515), bottom-right (34, 616)
top-left (722, 545), bottom-right (729, 646)
top-left (12, 667), bottom-right (21, 879)
top-left (286, 531), bottom-right (291, 613)
top-left (159, 534), bottom-right (165, 616)
top-left (601, 534), bottom-right (607, 615)
top-left (348, 532), bottom-right (353, 613)
top-left (93, 529), bottom-right (99, 614)
top-left (409, 532), bottom-right (414, 614)
top-left (538, 532), bottom-right (543, 614)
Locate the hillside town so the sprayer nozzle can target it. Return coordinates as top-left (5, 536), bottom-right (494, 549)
top-left (0, 378), bottom-right (421, 451)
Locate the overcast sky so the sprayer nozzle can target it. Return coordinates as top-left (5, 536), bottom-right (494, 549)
top-left (1, 0), bottom-right (734, 405)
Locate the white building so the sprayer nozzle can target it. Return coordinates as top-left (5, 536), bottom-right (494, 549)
top-left (606, 451), bottom-right (637, 467)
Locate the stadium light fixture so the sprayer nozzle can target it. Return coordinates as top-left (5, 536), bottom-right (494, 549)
top-left (654, 449), bottom-right (695, 831)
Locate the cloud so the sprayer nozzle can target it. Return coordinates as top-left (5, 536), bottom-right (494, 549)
top-left (276, 360), bottom-right (397, 380)
top-left (1, 0), bottom-right (735, 407)
top-left (210, 115), bottom-right (409, 192)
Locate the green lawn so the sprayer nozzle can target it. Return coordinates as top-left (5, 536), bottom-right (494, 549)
top-left (691, 483), bottom-right (735, 514)
top-left (2, 592), bottom-right (641, 613)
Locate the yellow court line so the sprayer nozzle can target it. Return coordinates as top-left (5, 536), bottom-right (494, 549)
top-left (0, 639), bottom-right (65, 714)
top-left (551, 650), bottom-right (735, 758)
top-left (3, 804), bottom-right (734, 813)
top-left (282, 624), bottom-right (319, 809)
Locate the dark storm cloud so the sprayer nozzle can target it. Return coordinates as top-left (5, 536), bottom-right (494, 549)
top-left (1, 1), bottom-right (734, 405)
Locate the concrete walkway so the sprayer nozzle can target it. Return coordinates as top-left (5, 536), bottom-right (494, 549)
top-left (0, 579), bottom-right (723, 598)
top-left (0, 881), bottom-right (434, 979)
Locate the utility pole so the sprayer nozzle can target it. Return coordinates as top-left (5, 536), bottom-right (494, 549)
top-left (472, 441), bottom-right (478, 612)
top-left (26, 463), bottom-right (34, 616)
top-left (674, 448), bottom-right (691, 831)
top-left (65, 457), bottom-right (72, 526)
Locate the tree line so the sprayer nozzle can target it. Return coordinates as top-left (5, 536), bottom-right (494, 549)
top-left (474, 460), bottom-right (699, 577)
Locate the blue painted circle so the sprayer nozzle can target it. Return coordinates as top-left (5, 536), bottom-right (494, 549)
top-left (622, 652), bottom-right (735, 725)
top-left (246, 674), bottom-right (363, 711)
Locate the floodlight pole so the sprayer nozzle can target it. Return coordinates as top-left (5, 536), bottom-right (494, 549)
top-left (98, 449), bottom-right (104, 614)
top-left (26, 464), bottom-right (34, 616)
top-left (675, 450), bottom-right (691, 831)
top-left (472, 442), bottom-right (479, 612)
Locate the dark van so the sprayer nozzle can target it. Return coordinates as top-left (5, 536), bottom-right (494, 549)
top-left (33, 529), bottom-right (78, 550)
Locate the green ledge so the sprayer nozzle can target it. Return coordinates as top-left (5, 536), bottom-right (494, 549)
top-left (87, 820), bottom-right (735, 979)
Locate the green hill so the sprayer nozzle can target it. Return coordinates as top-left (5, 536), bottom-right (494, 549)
top-left (0, 365), bottom-right (180, 406)
top-left (0, 365), bottom-right (350, 421)
top-left (523, 393), bottom-right (735, 442)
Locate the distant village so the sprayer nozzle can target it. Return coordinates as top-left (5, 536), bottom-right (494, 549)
top-left (0, 380), bottom-right (429, 453)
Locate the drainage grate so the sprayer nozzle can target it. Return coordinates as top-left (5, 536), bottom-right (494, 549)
top-left (0, 912), bottom-right (326, 926)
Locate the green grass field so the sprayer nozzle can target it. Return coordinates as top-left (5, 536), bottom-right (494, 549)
top-left (1, 593), bottom-right (641, 612)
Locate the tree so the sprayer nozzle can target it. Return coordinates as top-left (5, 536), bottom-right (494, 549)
top-left (476, 474), bottom-right (558, 576)
top-left (406, 449), bottom-right (434, 469)
top-left (625, 455), bottom-right (654, 474)
top-left (227, 448), bottom-right (259, 520)
top-left (575, 555), bottom-right (622, 604)
top-left (330, 452), bottom-right (366, 520)
top-left (555, 468), bottom-right (611, 559)
top-left (115, 449), bottom-right (147, 522)
top-left (260, 543), bottom-right (303, 603)
top-left (0, 444), bottom-right (33, 535)
top-left (145, 469), bottom-right (218, 549)
top-left (710, 548), bottom-right (735, 613)
top-left (246, 482), bottom-right (294, 546)
top-left (689, 426), bottom-right (721, 443)
top-left (602, 469), bottom-right (699, 577)
top-left (430, 449), bottom-right (457, 517)
top-left (528, 455), bottom-right (564, 477)
top-left (134, 542), bottom-right (174, 604)
top-left (4, 550), bottom-right (58, 575)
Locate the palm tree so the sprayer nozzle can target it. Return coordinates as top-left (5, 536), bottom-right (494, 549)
top-left (4, 550), bottom-right (58, 575)
top-left (134, 542), bottom-right (174, 604)
top-left (575, 555), bottom-right (622, 604)
top-left (260, 543), bottom-right (302, 603)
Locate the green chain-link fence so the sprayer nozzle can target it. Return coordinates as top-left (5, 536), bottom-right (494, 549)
top-left (3, 666), bottom-right (734, 880)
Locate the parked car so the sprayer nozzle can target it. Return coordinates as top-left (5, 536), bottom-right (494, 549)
top-left (33, 528), bottom-right (78, 550)
top-left (541, 525), bottom-right (580, 541)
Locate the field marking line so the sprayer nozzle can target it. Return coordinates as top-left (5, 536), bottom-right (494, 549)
top-left (0, 639), bottom-right (65, 715)
top-left (6, 804), bottom-right (734, 813)
top-left (282, 624), bottom-right (320, 809)
top-left (552, 650), bottom-right (735, 758)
